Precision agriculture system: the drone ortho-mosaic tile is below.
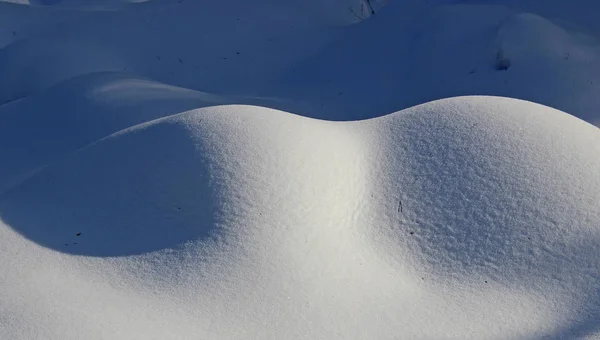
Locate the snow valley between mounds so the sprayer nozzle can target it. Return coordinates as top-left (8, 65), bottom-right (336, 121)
top-left (1, 96), bottom-right (599, 339)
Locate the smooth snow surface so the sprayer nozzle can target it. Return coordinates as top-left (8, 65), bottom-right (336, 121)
top-left (1, 0), bottom-right (600, 339)
top-left (2, 97), bottom-right (600, 339)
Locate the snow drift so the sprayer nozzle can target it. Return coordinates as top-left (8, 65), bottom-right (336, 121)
top-left (0, 72), bottom-right (281, 194)
top-left (1, 0), bottom-right (600, 339)
top-left (1, 96), bottom-right (599, 339)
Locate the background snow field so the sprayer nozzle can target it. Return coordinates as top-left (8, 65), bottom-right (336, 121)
top-left (1, 0), bottom-right (599, 339)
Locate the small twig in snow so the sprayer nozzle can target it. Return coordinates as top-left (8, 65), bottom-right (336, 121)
top-left (365, 0), bottom-right (375, 14)
top-left (348, 7), bottom-right (363, 21)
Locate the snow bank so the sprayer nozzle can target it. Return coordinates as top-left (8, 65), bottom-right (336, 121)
top-left (1, 96), bottom-right (599, 339)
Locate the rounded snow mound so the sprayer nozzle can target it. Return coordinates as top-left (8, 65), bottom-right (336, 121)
top-left (0, 104), bottom-right (361, 257)
top-left (0, 114), bottom-right (221, 256)
top-left (365, 97), bottom-right (600, 334)
top-left (0, 72), bottom-right (230, 194)
top-left (0, 38), bottom-right (129, 103)
top-left (495, 12), bottom-right (600, 69)
top-left (1, 96), bottom-right (599, 339)
top-left (369, 95), bottom-right (600, 277)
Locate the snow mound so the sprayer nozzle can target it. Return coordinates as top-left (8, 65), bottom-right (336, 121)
top-left (262, 1), bottom-right (600, 124)
top-left (408, 4), bottom-right (600, 126)
top-left (1, 114), bottom-right (221, 256)
top-left (496, 13), bottom-right (575, 62)
top-left (2, 0), bottom-right (600, 124)
top-left (0, 72), bottom-right (235, 194)
top-left (1, 96), bottom-right (599, 339)
top-left (0, 0), bottom-right (346, 103)
top-left (0, 39), bottom-right (129, 103)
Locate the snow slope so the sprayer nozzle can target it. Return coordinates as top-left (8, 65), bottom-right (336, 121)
top-left (1, 0), bottom-right (600, 339)
top-left (1, 97), bottom-right (600, 339)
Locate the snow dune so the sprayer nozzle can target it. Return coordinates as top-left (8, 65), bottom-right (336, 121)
top-left (1, 0), bottom-right (600, 339)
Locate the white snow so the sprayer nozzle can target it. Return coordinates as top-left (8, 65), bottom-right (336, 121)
top-left (1, 0), bottom-right (599, 339)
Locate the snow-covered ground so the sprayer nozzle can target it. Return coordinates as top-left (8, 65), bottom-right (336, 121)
top-left (1, 1), bottom-right (599, 339)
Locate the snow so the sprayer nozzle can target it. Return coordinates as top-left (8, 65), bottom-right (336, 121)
top-left (1, 0), bottom-right (599, 339)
